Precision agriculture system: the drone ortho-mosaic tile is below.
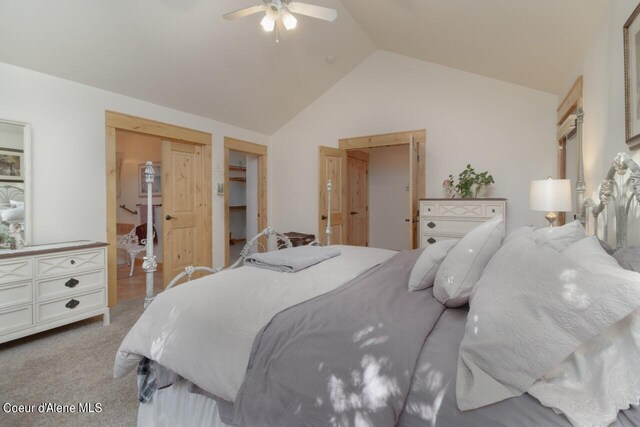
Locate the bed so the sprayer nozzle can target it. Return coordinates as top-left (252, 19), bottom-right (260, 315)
top-left (114, 147), bottom-right (640, 427)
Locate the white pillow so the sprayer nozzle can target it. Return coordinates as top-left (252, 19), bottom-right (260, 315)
top-left (503, 225), bottom-right (534, 245)
top-left (433, 215), bottom-right (504, 307)
top-left (1, 206), bottom-right (24, 222)
top-left (533, 220), bottom-right (586, 252)
top-left (456, 235), bottom-right (640, 412)
top-left (563, 235), bottom-right (623, 271)
top-left (10, 199), bottom-right (24, 208)
top-left (408, 239), bottom-right (458, 291)
top-left (528, 236), bottom-right (640, 427)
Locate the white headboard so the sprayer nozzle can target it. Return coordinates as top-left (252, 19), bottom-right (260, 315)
top-left (582, 152), bottom-right (640, 249)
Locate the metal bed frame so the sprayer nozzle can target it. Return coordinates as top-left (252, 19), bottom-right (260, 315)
top-left (138, 161), bottom-right (331, 308)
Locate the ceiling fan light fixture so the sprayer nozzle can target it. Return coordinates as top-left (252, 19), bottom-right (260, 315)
top-left (282, 10), bottom-right (297, 31)
top-left (260, 14), bottom-right (276, 32)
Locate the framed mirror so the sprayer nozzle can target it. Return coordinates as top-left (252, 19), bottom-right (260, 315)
top-left (0, 119), bottom-right (31, 248)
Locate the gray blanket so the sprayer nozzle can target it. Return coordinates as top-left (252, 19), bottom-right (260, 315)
top-left (233, 249), bottom-right (445, 426)
top-left (243, 245), bottom-right (341, 272)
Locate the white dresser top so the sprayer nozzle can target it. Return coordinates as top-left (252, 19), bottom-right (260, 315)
top-left (0, 240), bottom-right (107, 260)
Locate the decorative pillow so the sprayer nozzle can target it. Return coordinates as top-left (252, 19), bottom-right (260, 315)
top-left (10, 199), bottom-right (24, 208)
top-left (527, 236), bottom-right (640, 427)
top-left (456, 235), bottom-right (640, 412)
top-left (614, 246), bottom-right (640, 273)
top-left (502, 226), bottom-right (534, 245)
top-left (563, 235), bottom-right (622, 271)
top-left (433, 215), bottom-right (504, 307)
top-left (408, 239), bottom-right (459, 292)
top-left (533, 220), bottom-right (586, 251)
top-left (1, 206), bottom-right (24, 222)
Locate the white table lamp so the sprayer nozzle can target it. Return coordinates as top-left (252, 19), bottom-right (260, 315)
top-left (529, 178), bottom-right (572, 227)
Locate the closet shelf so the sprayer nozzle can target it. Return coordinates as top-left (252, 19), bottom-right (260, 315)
top-left (228, 165), bottom-right (247, 172)
top-left (229, 205), bottom-right (246, 209)
top-left (229, 177), bottom-right (246, 182)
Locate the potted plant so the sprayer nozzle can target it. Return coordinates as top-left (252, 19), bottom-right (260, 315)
top-left (443, 165), bottom-right (495, 199)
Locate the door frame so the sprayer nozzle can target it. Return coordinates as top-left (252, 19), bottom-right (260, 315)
top-left (335, 129), bottom-right (426, 249)
top-left (223, 137), bottom-right (267, 266)
top-left (556, 76), bottom-right (583, 226)
top-left (105, 111), bottom-right (212, 307)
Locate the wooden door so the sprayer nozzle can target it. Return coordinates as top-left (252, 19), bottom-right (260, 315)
top-left (409, 137), bottom-right (426, 249)
top-left (318, 146), bottom-right (347, 245)
top-left (347, 151), bottom-right (369, 246)
top-left (162, 140), bottom-right (212, 286)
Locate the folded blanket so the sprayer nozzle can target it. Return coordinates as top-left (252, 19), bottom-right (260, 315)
top-left (243, 245), bottom-right (340, 272)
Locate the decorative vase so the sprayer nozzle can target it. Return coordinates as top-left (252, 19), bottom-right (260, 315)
top-left (475, 185), bottom-right (489, 198)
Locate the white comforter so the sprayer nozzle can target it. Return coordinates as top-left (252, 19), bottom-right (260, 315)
top-left (114, 245), bottom-right (396, 402)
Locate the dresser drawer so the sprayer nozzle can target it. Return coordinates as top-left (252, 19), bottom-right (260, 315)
top-left (0, 259), bottom-right (32, 285)
top-left (420, 202), bottom-right (437, 215)
top-left (36, 249), bottom-right (105, 278)
top-left (0, 281), bottom-right (32, 309)
top-left (36, 269), bottom-right (106, 301)
top-left (420, 234), bottom-right (460, 246)
top-left (484, 203), bottom-right (504, 217)
top-left (36, 289), bottom-right (106, 323)
top-left (435, 202), bottom-right (484, 217)
top-left (0, 305), bottom-right (33, 335)
top-left (421, 218), bottom-right (485, 235)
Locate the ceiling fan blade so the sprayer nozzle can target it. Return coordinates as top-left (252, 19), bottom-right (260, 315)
top-left (287, 2), bottom-right (337, 22)
top-left (223, 5), bottom-right (267, 20)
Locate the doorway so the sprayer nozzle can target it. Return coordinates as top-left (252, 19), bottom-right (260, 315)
top-left (114, 130), bottom-right (164, 302)
top-left (224, 137), bottom-right (267, 266)
top-left (318, 130), bottom-right (426, 250)
top-left (105, 111), bottom-right (212, 307)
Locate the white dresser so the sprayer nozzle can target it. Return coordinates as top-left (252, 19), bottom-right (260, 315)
top-left (419, 199), bottom-right (506, 247)
top-left (0, 241), bottom-right (109, 344)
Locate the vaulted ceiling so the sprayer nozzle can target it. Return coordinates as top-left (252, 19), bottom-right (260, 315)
top-left (0, 0), bottom-right (607, 134)
top-left (341, 0), bottom-right (608, 95)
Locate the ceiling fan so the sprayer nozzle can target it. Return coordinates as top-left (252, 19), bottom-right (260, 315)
top-left (223, 0), bottom-right (337, 34)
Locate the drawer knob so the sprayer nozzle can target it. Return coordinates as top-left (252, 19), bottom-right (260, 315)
top-left (70, 259), bottom-right (76, 265)
top-left (427, 208), bottom-right (432, 212)
top-left (492, 208), bottom-right (496, 213)
top-left (65, 278), bottom-right (79, 288)
top-left (427, 237), bottom-right (436, 244)
top-left (65, 299), bottom-right (80, 309)
top-left (427, 221), bottom-right (436, 229)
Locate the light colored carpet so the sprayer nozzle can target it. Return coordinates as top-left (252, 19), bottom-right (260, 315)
top-left (0, 298), bottom-right (144, 427)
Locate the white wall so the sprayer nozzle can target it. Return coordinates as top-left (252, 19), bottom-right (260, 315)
top-left (0, 61), bottom-right (269, 267)
top-left (562, 0), bottom-right (640, 243)
top-left (368, 146), bottom-right (409, 250)
top-left (269, 51), bottom-right (558, 237)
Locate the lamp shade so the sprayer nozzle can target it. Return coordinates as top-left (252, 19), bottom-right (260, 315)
top-left (529, 178), bottom-right (572, 212)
